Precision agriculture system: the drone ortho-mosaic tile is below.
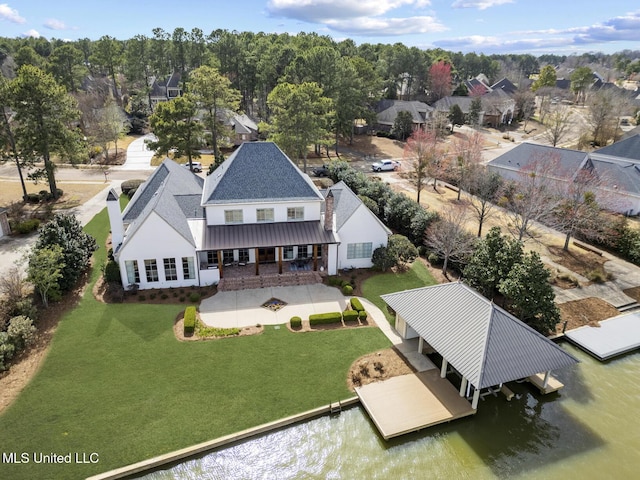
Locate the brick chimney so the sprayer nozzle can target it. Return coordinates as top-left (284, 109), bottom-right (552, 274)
top-left (324, 190), bottom-right (334, 231)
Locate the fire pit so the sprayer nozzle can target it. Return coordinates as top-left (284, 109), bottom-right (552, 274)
top-left (261, 298), bottom-right (287, 312)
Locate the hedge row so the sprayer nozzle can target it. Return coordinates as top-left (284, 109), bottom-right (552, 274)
top-left (184, 306), bottom-right (196, 335)
top-left (308, 312), bottom-right (342, 326)
top-left (343, 310), bottom-right (359, 322)
top-left (350, 298), bottom-right (364, 312)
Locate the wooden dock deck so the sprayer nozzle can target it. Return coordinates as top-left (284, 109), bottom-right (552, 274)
top-left (527, 373), bottom-right (564, 394)
top-left (355, 370), bottom-right (476, 440)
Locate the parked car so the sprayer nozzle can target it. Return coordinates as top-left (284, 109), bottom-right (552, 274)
top-left (312, 164), bottom-right (330, 177)
top-left (183, 161), bottom-right (203, 173)
top-left (371, 160), bottom-right (400, 172)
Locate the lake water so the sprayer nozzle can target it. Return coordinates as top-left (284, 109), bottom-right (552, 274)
top-left (140, 343), bottom-right (640, 479)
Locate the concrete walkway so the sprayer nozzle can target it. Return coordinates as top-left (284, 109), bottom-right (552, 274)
top-left (118, 134), bottom-right (156, 171)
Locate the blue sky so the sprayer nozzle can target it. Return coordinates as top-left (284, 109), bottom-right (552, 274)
top-left (1, 1), bottom-right (639, 55)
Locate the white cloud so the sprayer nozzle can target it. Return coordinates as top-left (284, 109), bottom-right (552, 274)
top-left (21, 29), bottom-right (40, 38)
top-left (0, 3), bottom-right (25, 23)
top-left (44, 18), bottom-right (67, 30)
top-left (327, 16), bottom-right (446, 35)
top-left (451, 0), bottom-right (513, 10)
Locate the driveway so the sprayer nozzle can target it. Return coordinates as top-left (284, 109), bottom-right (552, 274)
top-left (199, 284), bottom-right (349, 329)
top-left (118, 134), bottom-right (156, 171)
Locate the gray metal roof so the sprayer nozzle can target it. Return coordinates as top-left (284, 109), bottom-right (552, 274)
top-left (202, 142), bottom-right (324, 205)
top-left (322, 181), bottom-right (391, 234)
top-left (121, 159), bottom-right (205, 249)
top-left (381, 283), bottom-right (578, 389)
top-left (202, 221), bottom-right (336, 250)
top-left (594, 134), bottom-right (640, 161)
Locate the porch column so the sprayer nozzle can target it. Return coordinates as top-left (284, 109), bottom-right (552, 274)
top-left (313, 244), bottom-right (318, 271)
top-left (472, 388), bottom-right (480, 409)
top-left (440, 359), bottom-right (448, 379)
top-left (278, 247), bottom-right (283, 274)
top-left (543, 371), bottom-right (551, 389)
top-left (459, 377), bottom-right (468, 397)
top-left (418, 337), bottom-right (424, 354)
top-left (217, 251), bottom-right (223, 279)
top-left (255, 248), bottom-right (259, 275)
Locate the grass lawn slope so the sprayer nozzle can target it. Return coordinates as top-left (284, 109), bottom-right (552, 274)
top-left (0, 208), bottom-right (390, 479)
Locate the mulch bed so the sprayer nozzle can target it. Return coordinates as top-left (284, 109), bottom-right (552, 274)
top-left (287, 316), bottom-right (374, 333)
top-left (173, 313), bottom-right (264, 341)
top-left (346, 348), bottom-right (415, 391)
top-left (622, 286), bottom-right (640, 303)
top-left (557, 297), bottom-right (620, 334)
top-left (548, 245), bottom-right (607, 277)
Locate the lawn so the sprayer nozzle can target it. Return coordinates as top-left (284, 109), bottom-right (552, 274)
top-left (361, 261), bottom-right (437, 324)
top-left (0, 208), bottom-right (390, 479)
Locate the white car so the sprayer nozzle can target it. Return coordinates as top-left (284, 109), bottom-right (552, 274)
top-left (371, 160), bottom-right (400, 172)
top-left (183, 161), bottom-right (203, 173)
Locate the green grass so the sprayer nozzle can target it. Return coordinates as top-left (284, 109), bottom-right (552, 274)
top-left (361, 261), bottom-right (437, 324)
top-left (0, 208), bottom-right (390, 479)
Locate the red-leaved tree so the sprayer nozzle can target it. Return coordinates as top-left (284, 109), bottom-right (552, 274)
top-left (428, 61), bottom-right (452, 103)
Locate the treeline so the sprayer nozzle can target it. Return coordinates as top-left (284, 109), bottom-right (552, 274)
top-left (2, 29), bottom-right (638, 117)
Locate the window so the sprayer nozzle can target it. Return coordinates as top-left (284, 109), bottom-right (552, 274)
top-left (125, 260), bottom-right (140, 284)
top-left (238, 248), bottom-right (249, 263)
top-left (224, 210), bottom-right (243, 224)
top-left (182, 257), bottom-right (195, 280)
top-left (283, 246), bottom-right (295, 260)
top-left (222, 249), bottom-right (234, 265)
top-left (287, 207), bottom-right (304, 221)
top-left (297, 245), bottom-right (309, 258)
top-left (163, 258), bottom-right (177, 281)
top-left (207, 251), bottom-right (218, 265)
top-left (256, 208), bottom-right (274, 223)
top-left (144, 259), bottom-right (159, 282)
top-left (347, 242), bottom-right (373, 259)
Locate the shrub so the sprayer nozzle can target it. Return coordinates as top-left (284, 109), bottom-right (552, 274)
top-left (350, 298), bottom-right (364, 312)
top-left (0, 332), bottom-right (16, 372)
top-left (7, 316), bottom-right (36, 350)
top-left (326, 276), bottom-right (343, 287)
top-left (309, 312), bottom-right (342, 326)
top-left (179, 296), bottom-right (185, 302)
top-left (188, 292), bottom-right (201, 303)
top-left (149, 293), bottom-right (157, 300)
top-left (138, 295), bottom-right (146, 301)
top-left (290, 316), bottom-right (302, 328)
top-left (121, 179), bottom-right (145, 197)
top-left (585, 268), bottom-right (611, 283)
top-left (342, 284), bottom-right (353, 295)
top-left (343, 310), bottom-right (358, 322)
top-left (196, 321), bottom-right (240, 337)
top-left (183, 306), bottom-right (196, 335)
top-left (39, 190), bottom-right (52, 202)
top-left (15, 218), bottom-right (40, 234)
top-left (160, 294), bottom-right (168, 300)
top-left (173, 292), bottom-right (178, 297)
top-left (358, 310), bottom-right (368, 321)
top-left (25, 193), bottom-right (40, 204)
top-left (103, 259), bottom-right (121, 283)
top-left (428, 252), bottom-right (441, 265)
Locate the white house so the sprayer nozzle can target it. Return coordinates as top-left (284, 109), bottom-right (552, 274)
top-left (108, 142), bottom-right (390, 290)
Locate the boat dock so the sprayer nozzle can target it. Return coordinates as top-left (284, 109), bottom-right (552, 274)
top-left (565, 311), bottom-right (640, 360)
top-left (355, 370), bottom-right (476, 440)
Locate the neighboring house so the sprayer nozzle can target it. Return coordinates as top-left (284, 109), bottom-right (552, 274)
top-left (0, 208), bottom-right (10, 239)
top-left (149, 71), bottom-right (182, 108)
top-left (487, 135), bottom-right (640, 215)
top-left (464, 76), bottom-right (491, 96)
top-left (381, 282), bottom-right (578, 408)
top-left (374, 100), bottom-right (434, 133)
top-left (490, 78), bottom-right (518, 95)
top-left (217, 109), bottom-right (259, 145)
top-left (108, 142), bottom-right (389, 290)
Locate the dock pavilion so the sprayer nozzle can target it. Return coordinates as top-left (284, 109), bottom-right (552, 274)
top-left (361, 283), bottom-right (578, 439)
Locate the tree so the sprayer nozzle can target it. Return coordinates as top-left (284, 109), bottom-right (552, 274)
top-left (189, 65), bottom-right (241, 162)
top-left (463, 227), bottom-right (523, 299)
top-left (87, 97), bottom-right (130, 162)
top-left (263, 82), bottom-right (333, 173)
top-left (425, 205), bottom-right (475, 276)
top-left (448, 104), bottom-right (465, 132)
top-left (428, 60), bottom-right (453, 102)
top-left (27, 245), bottom-right (64, 307)
top-left (499, 251), bottom-right (560, 334)
top-left (587, 89), bottom-right (630, 146)
top-left (0, 76), bottom-right (28, 201)
top-left (372, 234), bottom-right (418, 271)
top-left (468, 96), bottom-right (482, 127)
top-left (90, 36), bottom-right (123, 103)
top-left (570, 66), bottom-right (592, 105)
top-left (124, 35), bottom-right (153, 110)
top-left (392, 110), bottom-right (414, 141)
top-left (49, 43), bottom-right (86, 93)
top-left (403, 129), bottom-right (439, 203)
top-left (148, 95), bottom-right (203, 171)
top-left (9, 65), bottom-right (82, 199)
top-left (543, 105), bottom-right (572, 147)
top-left (35, 213), bottom-right (97, 292)
top-left (466, 165), bottom-right (503, 237)
top-left (532, 65), bottom-right (557, 92)
top-left (450, 131), bottom-right (483, 200)
top-left (514, 90), bottom-right (536, 131)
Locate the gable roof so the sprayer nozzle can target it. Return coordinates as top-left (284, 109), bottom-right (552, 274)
top-left (491, 78), bottom-right (518, 95)
top-left (375, 100), bottom-right (433, 126)
top-left (202, 142), bottom-right (324, 205)
top-left (381, 283), bottom-right (578, 389)
top-left (487, 142), bottom-right (588, 179)
top-left (323, 181), bottom-right (392, 234)
top-left (121, 159), bottom-right (204, 248)
top-left (594, 134), bottom-right (640, 162)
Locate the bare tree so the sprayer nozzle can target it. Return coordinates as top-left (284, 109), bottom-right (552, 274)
top-left (514, 90), bottom-right (536, 132)
top-left (503, 152), bottom-right (562, 241)
top-left (425, 205), bottom-right (476, 276)
top-left (466, 164), bottom-right (503, 237)
top-left (543, 105), bottom-right (572, 147)
top-left (402, 129), bottom-right (445, 202)
top-left (588, 88), bottom-right (632, 146)
top-left (450, 131), bottom-right (484, 200)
